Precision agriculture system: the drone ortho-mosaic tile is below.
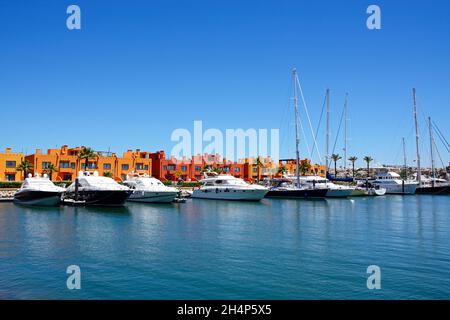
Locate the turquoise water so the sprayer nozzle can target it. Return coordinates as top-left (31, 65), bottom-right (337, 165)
top-left (0, 195), bottom-right (449, 299)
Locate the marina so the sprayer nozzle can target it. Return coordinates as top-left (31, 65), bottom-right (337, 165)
top-left (1, 195), bottom-right (449, 299)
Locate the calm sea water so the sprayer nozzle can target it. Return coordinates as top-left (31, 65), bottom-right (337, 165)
top-left (0, 195), bottom-right (449, 300)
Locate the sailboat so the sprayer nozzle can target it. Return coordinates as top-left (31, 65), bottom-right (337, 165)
top-left (265, 68), bottom-right (327, 199)
top-left (414, 111), bottom-right (450, 195)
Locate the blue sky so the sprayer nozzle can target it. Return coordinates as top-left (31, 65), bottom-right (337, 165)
top-left (0, 0), bottom-right (449, 168)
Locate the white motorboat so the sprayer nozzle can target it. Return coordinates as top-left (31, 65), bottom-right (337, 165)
top-left (14, 173), bottom-right (65, 206)
top-left (192, 172), bottom-right (268, 201)
top-left (63, 171), bottom-right (131, 206)
top-left (123, 173), bottom-right (179, 203)
top-left (284, 174), bottom-right (354, 198)
top-left (370, 171), bottom-right (418, 194)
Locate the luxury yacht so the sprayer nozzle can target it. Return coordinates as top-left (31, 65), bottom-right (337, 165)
top-left (63, 171), bottom-right (131, 206)
top-left (192, 173), bottom-right (268, 201)
top-left (370, 171), bottom-right (417, 194)
top-left (14, 173), bottom-right (66, 206)
top-left (284, 175), bottom-right (354, 198)
top-left (265, 178), bottom-right (327, 199)
top-left (123, 173), bottom-right (179, 203)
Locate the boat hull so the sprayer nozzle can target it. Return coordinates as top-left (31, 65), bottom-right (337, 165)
top-left (377, 184), bottom-right (417, 195)
top-left (127, 191), bottom-right (179, 203)
top-left (325, 189), bottom-right (354, 198)
top-left (192, 188), bottom-right (268, 201)
top-left (265, 188), bottom-right (327, 199)
top-left (63, 190), bottom-right (131, 206)
top-left (14, 190), bottom-right (62, 206)
top-left (415, 185), bottom-right (450, 195)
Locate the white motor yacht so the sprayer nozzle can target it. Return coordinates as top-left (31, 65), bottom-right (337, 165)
top-left (123, 173), bottom-right (179, 203)
top-left (192, 173), bottom-right (268, 201)
top-left (370, 171), bottom-right (418, 194)
top-left (14, 173), bottom-right (65, 206)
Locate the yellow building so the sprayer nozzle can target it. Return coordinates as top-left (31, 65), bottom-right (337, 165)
top-left (279, 159), bottom-right (326, 177)
top-left (0, 148), bottom-right (25, 181)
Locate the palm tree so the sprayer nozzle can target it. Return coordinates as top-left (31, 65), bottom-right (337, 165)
top-left (103, 171), bottom-right (113, 178)
top-left (363, 156), bottom-right (373, 178)
top-left (254, 158), bottom-right (264, 181)
top-left (348, 156), bottom-right (358, 178)
top-left (331, 154), bottom-right (342, 177)
top-left (277, 165), bottom-right (287, 177)
top-left (77, 147), bottom-right (97, 172)
top-left (16, 159), bottom-right (33, 180)
top-left (299, 161), bottom-right (312, 176)
top-left (43, 163), bottom-right (58, 181)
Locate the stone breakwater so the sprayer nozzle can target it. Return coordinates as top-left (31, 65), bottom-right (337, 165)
top-left (0, 189), bottom-right (16, 199)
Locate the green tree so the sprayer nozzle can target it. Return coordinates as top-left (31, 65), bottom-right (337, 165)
top-left (331, 154), bottom-right (342, 177)
top-left (277, 165), bottom-right (287, 176)
top-left (103, 171), bottom-right (113, 178)
top-left (254, 158), bottom-right (264, 181)
top-left (299, 161), bottom-right (312, 176)
top-left (43, 163), bottom-right (58, 181)
top-left (16, 159), bottom-right (34, 180)
top-left (77, 147), bottom-right (97, 172)
top-left (348, 156), bottom-right (358, 178)
top-left (363, 156), bottom-right (373, 178)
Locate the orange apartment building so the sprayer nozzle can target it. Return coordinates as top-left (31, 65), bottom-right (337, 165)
top-left (149, 151), bottom-right (245, 182)
top-left (0, 148), bottom-right (25, 181)
top-left (279, 158), bottom-right (326, 177)
top-left (24, 145), bottom-right (152, 182)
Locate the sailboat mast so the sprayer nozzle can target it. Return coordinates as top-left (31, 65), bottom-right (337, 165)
top-left (344, 93), bottom-right (348, 171)
top-left (402, 137), bottom-right (407, 179)
top-left (412, 88), bottom-right (422, 187)
top-left (325, 89), bottom-right (330, 174)
top-left (292, 69), bottom-right (300, 187)
top-left (428, 116), bottom-right (436, 186)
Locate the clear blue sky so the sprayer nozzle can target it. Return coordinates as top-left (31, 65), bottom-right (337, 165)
top-left (0, 0), bottom-right (449, 168)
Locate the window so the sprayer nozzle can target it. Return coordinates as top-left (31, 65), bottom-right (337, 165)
top-left (168, 165), bottom-right (175, 171)
top-left (121, 164), bottom-right (129, 170)
top-left (181, 166), bottom-right (187, 172)
top-left (253, 168), bottom-right (257, 173)
top-left (195, 166), bottom-right (201, 171)
top-left (103, 163), bottom-right (111, 170)
top-left (136, 163), bottom-right (143, 170)
top-left (163, 165), bottom-right (167, 171)
top-left (234, 167), bottom-right (240, 172)
top-left (144, 165), bottom-right (149, 170)
top-left (60, 161), bottom-right (70, 168)
top-left (223, 167), bottom-right (230, 172)
top-left (42, 162), bottom-right (51, 169)
top-left (5, 161), bottom-right (16, 168)
top-left (82, 162), bottom-right (97, 169)
top-left (5, 174), bottom-right (15, 181)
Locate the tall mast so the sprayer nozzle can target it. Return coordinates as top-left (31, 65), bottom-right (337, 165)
top-left (402, 137), bottom-right (407, 179)
top-left (412, 88), bottom-right (422, 186)
top-left (343, 93), bottom-right (348, 171)
top-left (428, 116), bottom-right (436, 186)
top-left (292, 68), bottom-right (300, 187)
top-left (325, 89), bottom-right (330, 174)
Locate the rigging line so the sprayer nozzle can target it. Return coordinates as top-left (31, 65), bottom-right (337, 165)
top-left (299, 116), bottom-right (311, 161)
top-left (432, 122), bottom-right (450, 153)
top-left (433, 138), bottom-right (446, 169)
top-left (432, 121), bottom-right (450, 151)
top-left (295, 75), bottom-right (323, 164)
top-left (310, 92), bottom-right (327, 163)
top-left (331, 100), bottom-right (345, 156)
